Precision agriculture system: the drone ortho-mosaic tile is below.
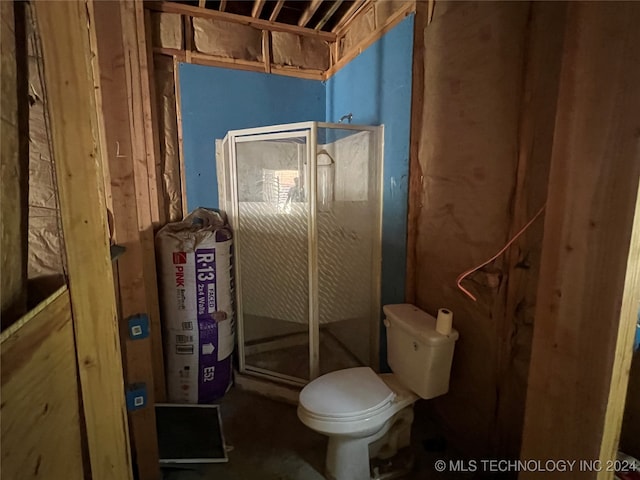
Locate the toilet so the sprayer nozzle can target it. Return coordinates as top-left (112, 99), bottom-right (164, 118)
top-left (297, 304), bottom-right (459, 480)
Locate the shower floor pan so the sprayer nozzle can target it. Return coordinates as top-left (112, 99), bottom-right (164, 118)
top-left (244, 329), bottom-right (363, 381)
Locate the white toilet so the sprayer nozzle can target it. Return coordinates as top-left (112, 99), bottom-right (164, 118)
top-left (297, 304), bottom-right (459, 480)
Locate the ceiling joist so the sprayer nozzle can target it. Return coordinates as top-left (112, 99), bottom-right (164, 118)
top-left (251, 0), bottom-right (266, 18)
top-left (146, 1), bottom-right (337, 41)
top-left (315, 0), bottom-right (344, 30)
top-left (269, 0), bottom-right (285, 22)
top-left (332, 0), bottom-right (366, 32)
top-left (298, 0), bottom-right (323, 27)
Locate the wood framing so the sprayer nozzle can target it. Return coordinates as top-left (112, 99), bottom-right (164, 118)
top-left (315, 0), bottom-right (344, 30)
top-left (146, 1), bottom-right (336, 40)
top-left (34, 2), bottom-right (133, 479)
top-left (92, 1), bottom-right (163, 477)
top-left (404, 0), bottom-right (426, 305)
top-left (325, 1), bottom-right (415, 79)
top-left (269, 0), bottom-right (284, 22)
top-left (1, 287), bottom-right (84, 480)
top-left (298, 0), bottom-right (323, 28)
top-left (520, 2), bottom-right (640, 473)
top-left (252, 0), bottom-right (266, 19)
top-left (331, 0), bottom-right (366, 33)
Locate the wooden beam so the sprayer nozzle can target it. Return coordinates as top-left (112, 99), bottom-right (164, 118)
top-left (298, 0), bottom-right (323, 27)
top-left (34, 2), bottom-right (133, 479)
top-left (262, 30), bottom-right (271, 73)
top-left (405, 0), bottom-right (427, 305)
top-left (315, 0), bottom-right (343, 30)
top-left (252, 0), bottom-right (266, 18)
top-left (520, 2), bottom-right (640, 473)
top-left (331, 0), bottom-right (365, 32)
top-left (0, 0), bottom-right (28, 326)
top-left (93, 1), bottom-right (163, 477)
top-left (145, 1), bottom-right (337, 41)
top-left (219, 0), bottom-right (227, 12)
top-left (269, 0), bottom-right (284, 22)
top-left (155, 47), bottom-right (326, 80)
top-left (198, 0), bottom-right (206, 7)
top-left (325, 1), bottom-right (414, 79)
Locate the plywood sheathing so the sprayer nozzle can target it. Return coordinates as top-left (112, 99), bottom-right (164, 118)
top-left (272, 31), bottom-right (329, 71)
top-left (1, 288), bottom-right (84, 480)
top-left (520, 2), bottom-right (640, 471)
top-left (153, 55), bottom-right (183, 222)
top-left (1, 0), bottom-right (28, 326)
top-left (193, 17), bottom-right (262, 61)
top-left (412, 1), bottom-right (565, 459)
top-left (151, 12), bottom-right (183, 50)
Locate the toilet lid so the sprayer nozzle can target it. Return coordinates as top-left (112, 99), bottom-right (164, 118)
top-left (299, 367), bottom-right (395, 418)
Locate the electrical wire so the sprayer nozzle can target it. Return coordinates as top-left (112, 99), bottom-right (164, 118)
top-left (456, 204), bottom-right (547, 301)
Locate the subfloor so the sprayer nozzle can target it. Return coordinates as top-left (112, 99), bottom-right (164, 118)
top-left (161, 386), bottom-right (474, 480)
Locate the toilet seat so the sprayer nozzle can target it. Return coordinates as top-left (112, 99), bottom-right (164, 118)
top-left (299, 367), bottom-right (395, 420)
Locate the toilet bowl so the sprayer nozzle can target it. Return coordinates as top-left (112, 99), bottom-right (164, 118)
top-left (298, 368), bottom-right (418, 480)
top-left (297, 304), bottom-right (459, 480)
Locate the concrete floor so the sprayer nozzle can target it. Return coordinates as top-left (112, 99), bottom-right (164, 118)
top-left (161, 386), bottom-right (473, 480)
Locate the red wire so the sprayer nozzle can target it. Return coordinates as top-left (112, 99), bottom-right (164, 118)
top-left (456, 204), bottom-right (547, 301)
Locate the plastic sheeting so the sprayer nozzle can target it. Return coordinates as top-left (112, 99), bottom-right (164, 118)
top-left (26, 4), bottom-right (65, 285)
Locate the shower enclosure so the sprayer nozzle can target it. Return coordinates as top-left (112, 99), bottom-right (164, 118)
top-left (217, 122), bottom-right (383, 386)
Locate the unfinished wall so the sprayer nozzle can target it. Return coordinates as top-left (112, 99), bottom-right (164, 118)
top-left (178, 63), bottom-right (325, 210)
top-left (411, 1), bottom-right (566, 459)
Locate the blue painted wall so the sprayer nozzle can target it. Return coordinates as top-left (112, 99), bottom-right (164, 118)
top-left (326, 15), bottom-right (414, 369)
top-left (179, 64), bottom-right (325, 209)
top-left (179, 16), bottom-right (414, 368)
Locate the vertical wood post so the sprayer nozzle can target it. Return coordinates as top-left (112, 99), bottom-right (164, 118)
top-left (34, 2), bottom-right (133, 479)
top-left (520, 2), bottom-right (640, 474)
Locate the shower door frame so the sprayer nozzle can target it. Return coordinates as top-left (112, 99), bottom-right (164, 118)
top-left (220, 121), bottom-right (383, 387)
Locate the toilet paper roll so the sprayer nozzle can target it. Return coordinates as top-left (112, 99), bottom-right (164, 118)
top-left (436, 308), bottom-right (453, 336)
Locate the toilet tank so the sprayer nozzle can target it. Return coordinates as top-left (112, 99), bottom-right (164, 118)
top-left (383, 304), bottom-right (459, 399)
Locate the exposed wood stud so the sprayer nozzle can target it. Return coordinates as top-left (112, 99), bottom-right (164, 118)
top-left (405, 0), bottom-right (427, 305)
top-left (315, 0), bottom-right (343, 30)
top-left (198, 0), bottom-right (206, 7)
top-left (92, 1), bottom-right (162, 477)
top-left (520, 2), bottom-right (640, 472)
top-left (331, 0), bottom-right (365, 32)
top-left (183, 14), bottom-right (193, 63)
top-left (252, 0), bottom-right (266, 18)
top-left (34, 1), bottom-right (133, 478)
top-left (219, 0), bottom-right (227, 12)
top-left (146, 1), bottom-right (336, 41)
top-left (298, 0), bottom-right (323, 27)
top-left (262, 30), bottom-right (271, 73)
top-left (269, 0), bottom-right (284, 22)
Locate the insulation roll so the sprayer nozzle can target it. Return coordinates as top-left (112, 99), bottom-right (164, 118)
top-left (156, 208), bottom-right (235, 403)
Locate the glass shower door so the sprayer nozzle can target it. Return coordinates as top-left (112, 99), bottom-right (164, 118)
top-left (232, 130), bottom-right (312, 384)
